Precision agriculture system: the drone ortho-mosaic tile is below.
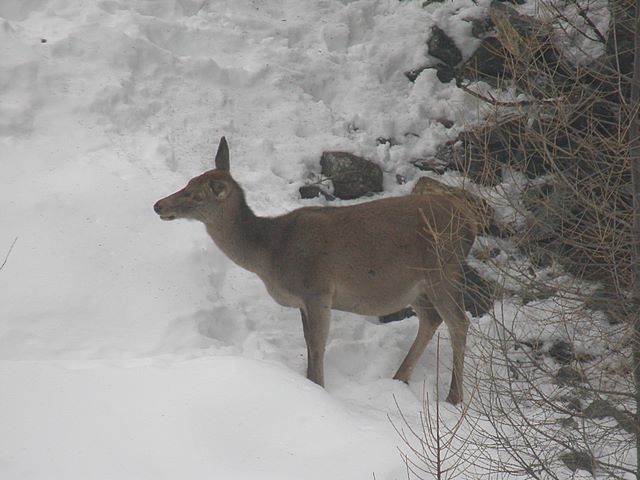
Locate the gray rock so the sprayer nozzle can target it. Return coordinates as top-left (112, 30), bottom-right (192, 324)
top-left (427, 26), bottom-right (462, 67)
top-left (559, 416), bottom-right (579, 429)
top-left (299, 185), bottom-right (335, 201)
top-left (433, 63), bottom-right (457, 83)
top-left (299, 185), bottom-right (323, 199)
top-left (548, 339), bottom-right (574, 365)
top-left (320, 151), bottom-right (383, 200)
top-left (463, 36), bottom-right (509, 86)
top-left (583, 399), bottom-right (617, 419)
top-left (405, 66), bottom-right (429, 82)
top-left (462, 265), bottom-right (499, 317)
top-left (560, 451), bottom-right (595, 475)
top-left (555, 366), bottom-right (585, 386)
top-left (584, 286), bottom-right (627, 325)
top-left (471, 17), bottom-right (494, 38)
top-left (584, 399), bottom-right (636, 434)
top-left (489, 1), bottom-right (532, 35)
top-left (405, 64), bottom-right (456, 84)
top-left (412, 141), bottom-right (459, 173)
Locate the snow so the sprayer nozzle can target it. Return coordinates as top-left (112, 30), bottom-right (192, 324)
top-left (0, 0), bottom-right (503, 478)
top-left (0, 357), bottom-right (401, 480)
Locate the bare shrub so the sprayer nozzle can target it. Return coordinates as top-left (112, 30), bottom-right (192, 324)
top-left (401, 0), bottom-right (640, 476)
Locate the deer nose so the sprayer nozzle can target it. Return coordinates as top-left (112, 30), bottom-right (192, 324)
top-left (153, 201), bottom-right (164, 214)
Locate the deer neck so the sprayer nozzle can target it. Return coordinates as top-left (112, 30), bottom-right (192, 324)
top-left (204, 194), bottom-right (275, 275)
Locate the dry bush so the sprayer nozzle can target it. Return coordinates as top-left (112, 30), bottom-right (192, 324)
top-left (402, 0), bottom-right (639, 477)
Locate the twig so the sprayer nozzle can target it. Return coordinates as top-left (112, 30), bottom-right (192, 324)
top-left (458, 82), bottom-right (563, 107)
top-left (196, 0), bottom-right (210, 14)
top-left (0, 237), bottom-right (17, 271)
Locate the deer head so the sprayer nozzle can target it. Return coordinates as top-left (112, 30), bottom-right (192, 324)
top-left (153, 137), bottom-right (239, 222)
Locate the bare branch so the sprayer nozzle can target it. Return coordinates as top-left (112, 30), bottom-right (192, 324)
top-left (0, 237), bottom-right (17, 271)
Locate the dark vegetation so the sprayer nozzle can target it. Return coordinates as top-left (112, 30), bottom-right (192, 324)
top-left (396, 0), bottom-right (640, 477)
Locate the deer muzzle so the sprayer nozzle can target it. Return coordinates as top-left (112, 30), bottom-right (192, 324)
top-left (153, 198), bottom-right (178, 221)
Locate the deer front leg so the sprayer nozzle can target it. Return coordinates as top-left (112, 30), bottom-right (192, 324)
top-left (300, 298), bottom-right (331, 387)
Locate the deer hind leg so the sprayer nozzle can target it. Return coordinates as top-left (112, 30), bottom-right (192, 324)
top-left (428, 279), bottom-right (469, 405)
top-left (300, 297), bottom-right (331, 387)
top-left (393, 295), bottom-right (443, 384)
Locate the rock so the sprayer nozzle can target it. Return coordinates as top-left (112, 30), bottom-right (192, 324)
top-left (569, 100), bottom-right (619, 137)
top-left (583, 399), bottom-right (617, 419)
top-left (462, 36), bottom-right (509, 86)
top-left (584, 399), bottom-right (636, 434)
top-left (299, 184), bottom-right (335, 201)
top-left (320, 151), bottom-right (383, 200)
top-left (427, 26), bottom-right (462, 67)
top-left (412, 158), bottom-right (449, 174)
top-left (518, 178), bottom-right (631, 284)
top-left (435, 118), bottom-right (454, 128)
top-left (412, 141), bottom-right (460, 173)
top-left (376, 137), bottom-right (399, 146)
top-left (405, 66), bottom-right (429, 83)
top-left (299, 185), bottom-right (322, 199)
top-left (432, 63), bottom-right (457, 83)
top-left (462, 265), bottom-right (499, 317)
top-left (405, 63), bottom-right (456, 84)
top-left (559, 416), bottom-right (579, 429)
top-left (471, 17), bottom-right (494, 38)
top-left (584, 285), bottom-right (627, 325)
top-left (548, 340), bottom-right (574, 365)
top-left (489, 1), bottom-right (536, 38)
top-left (560, 451), bottom-right (595, 475)
top-left (488, 0), bottom-right (571, 90)
top-left (454, 116), bottom-right (553, 184)
top-left (563, 396), bottom-right (583, 412)
top-left (555, 366), bottom-right (585, 386)
top-left (450, 144), bottom-right (502, 186)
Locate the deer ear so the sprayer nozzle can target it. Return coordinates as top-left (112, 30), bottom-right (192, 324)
top-left (209, 179), bottom-right (229, 199)
top-left (214, 136), bottom-right (230, 171)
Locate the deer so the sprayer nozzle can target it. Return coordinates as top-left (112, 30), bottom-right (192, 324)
top-left (154, 137), bottom-right (477, 404)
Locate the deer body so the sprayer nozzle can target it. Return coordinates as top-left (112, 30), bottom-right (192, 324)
top-left (154, 138), bottom-right (475, 404)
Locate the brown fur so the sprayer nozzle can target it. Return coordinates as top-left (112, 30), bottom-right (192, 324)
top-left (154, 138), bottom-right (476, 403)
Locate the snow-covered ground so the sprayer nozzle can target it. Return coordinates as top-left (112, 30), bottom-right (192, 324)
top-left (0, 1), bottom-right (495, 478)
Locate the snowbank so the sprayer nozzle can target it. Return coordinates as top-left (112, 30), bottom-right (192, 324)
top-left (0, 357), bottom-right (404, 479)
top-left (0, 0), bottom-right (489, 478)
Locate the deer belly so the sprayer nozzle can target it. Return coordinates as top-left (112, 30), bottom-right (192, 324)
top-left (262, 279), bottom-right (304, 309)
top-left (331, 281), bottom-right (423, 316)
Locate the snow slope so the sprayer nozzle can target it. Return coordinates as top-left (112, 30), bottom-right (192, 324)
top-left (1, 357), bottom-right (404, 480)
top-left (0, 0), bottom-right (491, 478)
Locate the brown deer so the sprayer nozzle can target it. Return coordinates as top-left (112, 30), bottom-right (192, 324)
top-left (154, 137), bottom-right (477, 403)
